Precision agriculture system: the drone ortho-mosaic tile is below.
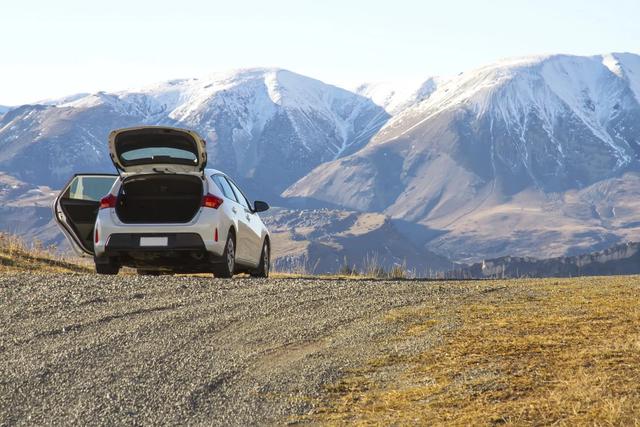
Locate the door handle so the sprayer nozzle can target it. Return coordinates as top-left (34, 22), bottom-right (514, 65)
top-left (246, 214), bottom-right (251, 221)
top-left (232, 207), bottom-right (237, 214)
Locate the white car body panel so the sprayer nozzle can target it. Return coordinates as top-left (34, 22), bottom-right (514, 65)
top-left (91, 170), bottom-right (268, 268)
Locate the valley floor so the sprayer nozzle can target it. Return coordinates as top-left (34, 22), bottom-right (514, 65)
top-left (1, 274), bottom-right (638, 425)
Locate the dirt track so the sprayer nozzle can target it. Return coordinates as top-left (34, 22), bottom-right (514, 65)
top-left (1, 273), bottom-right (483, 425)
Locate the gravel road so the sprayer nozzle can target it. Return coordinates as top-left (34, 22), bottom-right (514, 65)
top-left (0, 273), bottom-right (484, 425)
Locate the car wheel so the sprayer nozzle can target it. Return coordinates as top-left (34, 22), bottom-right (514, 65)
top-left (214, 232), bottom-right (235, 278)
top-left (94, 257), bottom-right (120, 275)
top-left (251, 240), bottom-right (270, 278)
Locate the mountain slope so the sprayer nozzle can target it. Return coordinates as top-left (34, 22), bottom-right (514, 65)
top-left (283, 53), bottom-right (640, 260)
top-left (262, 207), bottom-right (454, 274)
top-left (0, 69), bottom-right (389, 197)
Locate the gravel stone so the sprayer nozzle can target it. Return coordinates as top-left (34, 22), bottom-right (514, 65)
top-left (0, 273), bottom-right (478, 425)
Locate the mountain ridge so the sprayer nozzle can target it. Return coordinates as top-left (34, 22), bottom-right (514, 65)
top-left (2, 53), bottom-right (640, 268)
top-left (283, 53), bottom-right (640, 261)
top-left (0, 68), bottom-right (389, 197)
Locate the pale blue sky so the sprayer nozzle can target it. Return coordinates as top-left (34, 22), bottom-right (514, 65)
top-left (1, 0), bottom-right (639, 105)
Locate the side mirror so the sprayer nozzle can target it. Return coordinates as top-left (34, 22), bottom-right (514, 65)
top-left (253, 200), bottom-right (269, 212)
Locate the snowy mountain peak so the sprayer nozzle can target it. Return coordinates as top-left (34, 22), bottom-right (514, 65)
top-left (55, 67), bottom-right (378, 127)
top-left (0, 67), bottom-right (388, 193)
top-left (370, 53), bottom-right (640, 171)
top-left (354, 77), bottom-right (441, 114)
top-left (382, 53), bottom-right (640, 120)
top-left (602, 52), bottom-right (640, 103)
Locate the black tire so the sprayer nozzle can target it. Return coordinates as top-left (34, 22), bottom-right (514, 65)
top-left (213, 232), bottom-right (236, 278)
top-left (251, 240), bottom-right (270, 278)
top-left (94, 257), bottom-right (119, 275)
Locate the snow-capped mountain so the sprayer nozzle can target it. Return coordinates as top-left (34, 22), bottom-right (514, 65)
top-left (372, 53), bottom-right (640, 181)
top-left (0, 105), bottom-right (10, 115)
top-left (284, 53), bottom-right (640, 260)
top-left (353, 78), bottom-right (440, 114)
top-left (2, 54), bottom-right (640, 265)
top-left (35, 93), bottom-right (90, 106)
top-left (0, 68), bottom-right (388, 197)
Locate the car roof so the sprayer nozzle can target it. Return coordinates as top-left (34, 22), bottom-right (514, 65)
top-left (204, 167), bottom-right (225, 176)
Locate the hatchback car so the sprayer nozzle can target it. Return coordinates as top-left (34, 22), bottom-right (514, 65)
top-left (53, 126), bottom-right (271, 278)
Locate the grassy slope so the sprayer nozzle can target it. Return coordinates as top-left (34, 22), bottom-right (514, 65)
top-left (304, 276), bottom-right (640, 425)
top-left (0, 233), bottom-right (91, 273)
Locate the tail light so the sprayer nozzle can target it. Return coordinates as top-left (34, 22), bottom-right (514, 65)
top-left (99, 194), bottom-right (117, 209)
top-left (94, 228), bottom-right (99, 243)
top-left (202, 194), bottom-right (223, 209)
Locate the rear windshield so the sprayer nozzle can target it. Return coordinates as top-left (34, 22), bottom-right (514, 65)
top-left (115, 129), bottom-right (199, 167)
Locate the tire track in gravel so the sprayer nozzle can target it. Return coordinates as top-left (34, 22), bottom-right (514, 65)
top-left (0, 273), bottom-right (490, 426)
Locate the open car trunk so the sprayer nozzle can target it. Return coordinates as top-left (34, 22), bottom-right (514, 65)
top-left (116, 174), bottom-right (203, 224)
top-left (109, 126), bottom-right (207, 174)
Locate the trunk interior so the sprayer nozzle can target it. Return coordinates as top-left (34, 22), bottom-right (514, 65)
top-left (116, 174), bottom-right (203, 223)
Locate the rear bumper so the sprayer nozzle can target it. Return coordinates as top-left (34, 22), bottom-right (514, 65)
top-left (104, 233), bottom-right (205, 254)
top-left (98, 232), bottom-right (228, 271)
top-left (94, 206), bottom-right (230, 258)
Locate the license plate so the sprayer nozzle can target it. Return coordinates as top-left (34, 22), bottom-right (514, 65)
top-left (140, 237), bottom-right (168, 247)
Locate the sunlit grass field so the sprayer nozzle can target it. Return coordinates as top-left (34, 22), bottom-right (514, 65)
top-left (307, 276), bottom-right (640, 425)
top-left (0, 233), bottom-right (91, 273)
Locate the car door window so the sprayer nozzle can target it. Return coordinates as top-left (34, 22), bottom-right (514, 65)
top-left (65, 175), bottom-right (117, 201)
top-left (225, 178), bottom-right (251, 211)
top-left (212, 175), bottom-right (238, 202)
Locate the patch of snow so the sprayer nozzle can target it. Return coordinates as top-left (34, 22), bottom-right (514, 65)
top-left (354, 77), bottom-right (440, 114)
top-left (35, 93), bottom-right (90, 106)
top-left (375, 53), bottom-right (640, 168)
top-left (609, 52), bottom-right (640, 105)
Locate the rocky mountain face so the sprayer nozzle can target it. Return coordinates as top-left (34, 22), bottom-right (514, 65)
top-left (283, 53), bottom-right (640, 261)
top-left (0, 68), bottom-right (388, 199)
top-left (0, 173), bottom-right (61, 247)
top-left (262, 208), bottom-right (454, 274)
top-left (446, 242), bottom-right (640, 278)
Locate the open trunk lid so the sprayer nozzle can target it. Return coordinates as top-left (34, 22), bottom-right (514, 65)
top-left (108, 126), bottom-right (207, 174)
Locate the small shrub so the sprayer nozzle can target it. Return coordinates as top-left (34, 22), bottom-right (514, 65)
top-left (388, 262), bottom-right (409, 279)
top-left (363, 253), bottom-right (387, 278)
top-left (338, 257), bottom-right (359, 276)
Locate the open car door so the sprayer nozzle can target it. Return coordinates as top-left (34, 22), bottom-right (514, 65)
top-left (53, 174), bottom-right (118, 256)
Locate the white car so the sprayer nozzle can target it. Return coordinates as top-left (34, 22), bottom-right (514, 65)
top-left (53, 126), bottom-right (271, 278)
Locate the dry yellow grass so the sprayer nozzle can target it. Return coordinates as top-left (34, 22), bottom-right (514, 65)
top-left (0, 233), bottom-right (91, 273)
top-left (309, 277), bottom-right (640, 426)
